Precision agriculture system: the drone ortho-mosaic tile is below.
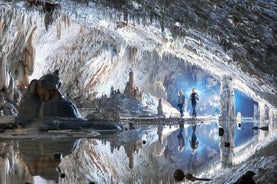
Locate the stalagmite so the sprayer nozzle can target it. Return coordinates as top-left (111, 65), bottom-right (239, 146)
top-left (157, 98), bottom-right (164, 117)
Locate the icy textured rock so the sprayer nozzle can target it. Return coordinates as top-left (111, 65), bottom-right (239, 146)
top-left (218, 75), bottom-right (235, 167)
top-left (219, 76), bottom-right (235, 122)
top-left (0, 1), bottom-right (276, 184)
top-left (157, 98), bottom-right (164, 117)
top-left (0, 0), bottom-right (276, 115)
top-left (16, 70), bottom-right (82, 126)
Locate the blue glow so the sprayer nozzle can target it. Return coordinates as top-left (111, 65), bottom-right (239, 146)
top-left (234, 90), bottom-right (258, 117)
top-left (167, 70), bottom-right (220, 116)
top-left (234, 121), bottom-right (255, 146)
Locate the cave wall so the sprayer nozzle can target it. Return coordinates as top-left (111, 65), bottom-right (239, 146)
top-left (0, 1), bottom-right (276, 115)
top-left (0, 7), bottom-right (40, 90)
top-left (0, 5), bottom-right (74, 96)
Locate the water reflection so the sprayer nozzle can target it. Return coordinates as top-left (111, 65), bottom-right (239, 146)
top-left (177, 123), bottom-right (185, 152)
top-left (0, 118), bottom-right (273, 183)
top-left (219, 118), bottom-right (235, 167)
top-left (189, 123), bottom-right (199, 155)
top-left (0, 138), bottom-right (76, 184)
top-left (234, 121), bottom-right (255, 147)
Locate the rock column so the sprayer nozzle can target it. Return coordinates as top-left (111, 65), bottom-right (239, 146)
top-left (258, 102), bottom-right (265, 121)
top-left (269, 108), bottom-right (277, 137)
top-left (219, 76), bottom-right (235, 122)
top-left (218, 76), bottom-right (235, 167)
top-left (157, 98), bottom-right (164, 117)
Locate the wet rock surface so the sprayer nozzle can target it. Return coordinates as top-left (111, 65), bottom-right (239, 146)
top-left (14, 70), bottom-right (122, 133)
top-left (16, 70), bottom-right (82, 126)
top-left (0, 117), bottom-right (276, 183)
top-left (99, 0), bottom-right (277, 86)
top-left (0, 1), bottom-right (276, 183)
top-left (0, 0), bottom-right (276, 110)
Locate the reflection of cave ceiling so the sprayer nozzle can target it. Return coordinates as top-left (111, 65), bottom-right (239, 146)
top-left (0, 0), bottom-right (276, 108)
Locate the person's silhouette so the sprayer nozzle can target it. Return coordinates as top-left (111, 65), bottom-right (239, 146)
top-left (189, 124), bottom-right (199, 154)
top-left (177, 123), bottom-right (185, 152)
top-left (190, 88), bottom-right (199, 117)
top-left (177, 90), bottom-right (185, 118)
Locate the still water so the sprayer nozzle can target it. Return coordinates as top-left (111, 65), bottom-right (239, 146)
top-left (0, 118), bottom-right (270, 184)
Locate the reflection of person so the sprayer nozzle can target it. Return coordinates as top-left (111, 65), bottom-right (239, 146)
top-left (177, 123), bottom-right (185, 152)
top-left (190, 88), bottom-right (199, 117)
top-left (189, 124), bottom-right (199, 154)
top-left (157, 125), bottom-right (163, 144)
top-left (177, 90), bottom-right (185, 118)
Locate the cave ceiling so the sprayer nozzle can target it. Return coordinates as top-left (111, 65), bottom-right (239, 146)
top-left (0, 0), bottom-right (276, 107)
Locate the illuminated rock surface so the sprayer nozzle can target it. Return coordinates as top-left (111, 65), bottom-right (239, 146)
top-left (0, 0), bottom-right (276, 183)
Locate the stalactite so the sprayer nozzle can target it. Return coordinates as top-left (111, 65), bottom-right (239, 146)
top-left (6, 73), bottom-right (14, 101)
top-left (15, 61), bottom-right (26, 89)
top-left (23, 27), bottom-right (37, 76)
top-left (0, 54), bottom-right (8, 89)
top-left (0, 0), bottom-right (275, 111)
top-left (56, 22), bottom-right (62, 39)
top-left (23, 66), bottom-right (30, 88)
top-left (0, 16), bottom-right (4, 38)
top-left (61, 14), bottom-right (71, 27)
top-left (0, 143), bottom-right (33, 184)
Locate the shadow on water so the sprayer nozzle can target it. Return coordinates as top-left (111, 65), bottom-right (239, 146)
top-left (0, 118), bottom-right (271, 183)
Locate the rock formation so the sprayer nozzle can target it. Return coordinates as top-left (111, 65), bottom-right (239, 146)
top-left (0, 91), bottom-right (18, 117)
top-left (157, 98), bottom-right (164, 117)
top-left (14, 70), bottom-right (122, 133)
top-left (83, 70), bottom-right (159, 118)
top-left (219, 76), bottom-right (235, 122)
top-left (16, 70), bottom-right (82, 126)
top-left (218, 76), bottom-right (235, 167)
top-left (124, 71), bottom-right (142, 101)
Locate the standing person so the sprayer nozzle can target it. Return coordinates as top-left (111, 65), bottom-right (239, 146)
top-left (177, 90), bottom-right (185, 118)
top-left (190, 88), bottom-right (199, 117)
